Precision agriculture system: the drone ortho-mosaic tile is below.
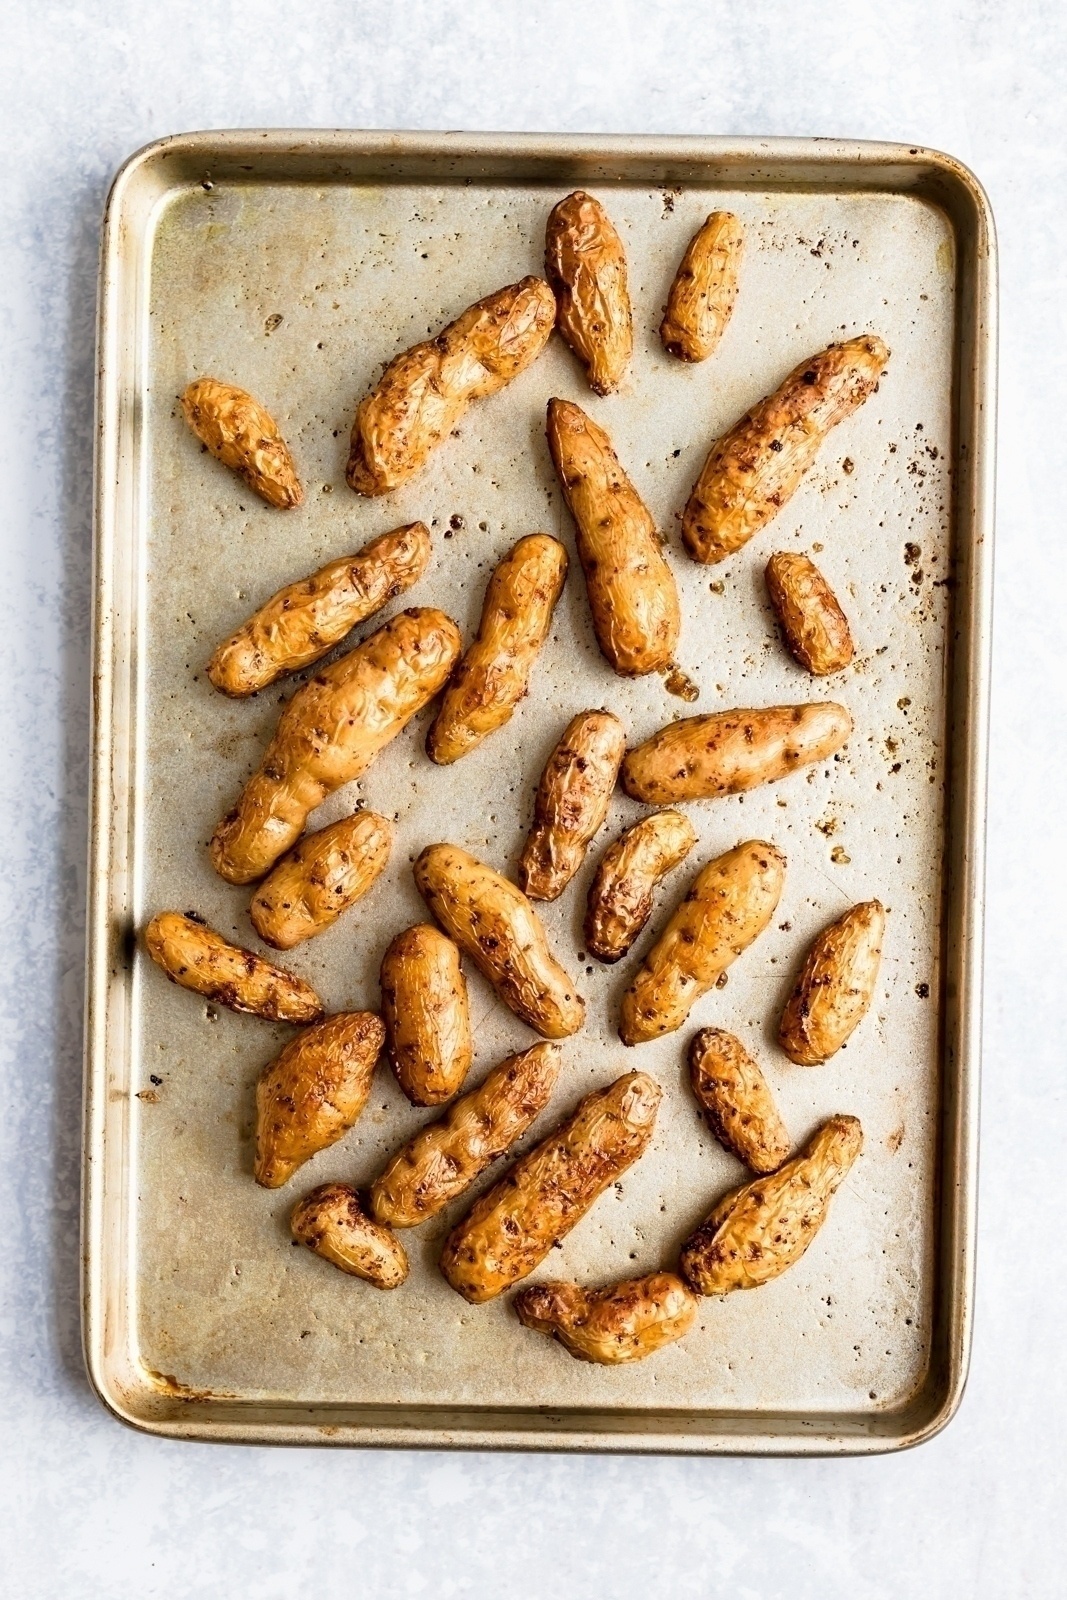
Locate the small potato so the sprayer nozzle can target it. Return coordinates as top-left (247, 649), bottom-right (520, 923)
top-left (518, 710), bottom-right (626, 901)
top-left (346, 277), bottom-right (556, 495)
top-left (765, 552), bottom-right (854, 676)
top-left (620, 841), bottom-right (785, 1046)
top-left (545, 191), bottom-right (633, 394)
top-left (680, 1114), bottom-right (863, 1295)
top-left (144, 911), bottom-right (323, 1023)
top-left (369, 1042), bottom-right (560, 1228)
top-left (414, 844), bottom-right (584, 1039)
top-left (621, 702), bottom-right (853, 806)
top-left (207, 522), bottom-right (431, 696)
top-left (291, 1183), bottom-right (408, 1288)
top-left (254, 1011), bottom-right (384, 1188)
top-left (688, 1028), bottom-right (791, 1174)
top-left (660, 211), bottom-right (744, 363)
top-left (180, 377), bottom-right (302, 508)
top-left (249, 811), bottom-right (393, 950)
top-left (514, 1272), bottom-right (697, 1364)
top-left (380, 925), bottom-right (473, 1106)
top-left (584, 810), bottom-right (696, 963)
top-left (426, 534), bottom-right (568, 765)
top-left (440, 1071), bottom-right (661, 1303)
top-left (682, 335), bottom-right (889, 563)
top-left (779, 901), bottom-right (886, 1065)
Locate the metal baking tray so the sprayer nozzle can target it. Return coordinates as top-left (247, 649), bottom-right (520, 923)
top-left (83, 130), bottom-right (995, 1453)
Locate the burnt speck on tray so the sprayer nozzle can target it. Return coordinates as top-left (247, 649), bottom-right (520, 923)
top-left (916, 982), bottom-right (930, 998)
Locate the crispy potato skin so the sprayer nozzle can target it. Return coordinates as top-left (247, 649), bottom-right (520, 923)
top-left (207, 523), bottom-right (431, 696)
top-left (545, 191), bottom-right (633, 394)
top-left (660, 212), bottom-right (744, 363)
top-left (688, 1028), bottom-right (791, 1174)
top-left (369, 1042), bottom-right (561, 1227)
top-left (779, 901), bottom-right (886, 1065)
top-left (346, 277), bottom-right (556, 495)
top-left (440, 1072), bottom-right (661, 1303)
top-left (680, 1115), bottom-right (863, 1295)
top-left (682, 335), bottom-right (890, 563)
top-left (765, 552), bottom-right (855, 676)
top-left (514, 1272), bottom-right (697, 1363)
top-left (249, 810), bottom-right (393, 950)
top-left (427, 534), bottom-right (567, 765)
top-left (380, 924), bottom-right (473, 1106)
top-left (620, 841), bottom-right (785, 1046)
top-left (210, 608), bottom-right (461, 885)
top-left (518, 710), bottom-right (627, 901)
top-left (254, 1011), bottom-right (384, 1188)
top-left (144, 911), bottom-right (323, 1022)
top-left (584, 810), bottom-right (696, 963)
top-left (414, 844), bottom-right (585, 1039)
top-left (621, 702), bottom-right (852, 806)
top-left (547, 399), bottom-right (680, 676)
top-left (180, 378), bottom-right (302, 509)
top-left (291, 1183), bottom-right (408, 1287)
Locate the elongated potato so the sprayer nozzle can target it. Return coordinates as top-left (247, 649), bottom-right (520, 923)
top-left (144, 911), bottom-right (323, 1023)
top-left (682, 335), bottom-right (889, 563)
top-left (427, 534), bottom-right (567, 765)
top-left (207, 522), bottom-right (431, 696)
top-left (379, 924), bottom-right (473, 1106)
top-left (680, 1114), bottom-right (863, 1295)
top-left (210, 608), bottom-right (461, 885)
top-left (660, 211), bottom-right (744, 363)
top-left (547, 398), bottom-right (680, 676)
top-left (291, 1183), bottom-right (408, 1287)
top-left (414, 844), bottom-right (584, 1039)
top-left (620, 841), bottom-right (785, 1046)
top-left (621, 702), bottom-right (852, 806)
top-left (514, 1272), bottom-right (697, 1364)
top-left (584, 810), bottom-right (696, 963)
top-left (440, 1071), bottom-right (661, 1303)
top-left (180, 377), bottom-right (302, 508)
top-left (346, 277), bottom-right (556, 495)
top-left (688, 1028), bottom-right (791, 1174)
top-left (254, 1011), bottom-right (384, 1188)
top-left (545, 191), bottom-right (633, 394)
top-left (765, 552), bottom-right (854, 676)
top-left (518, 710), bottom-right (626, 901)
top-left (369, 1042), bottom-right (561, 1228)
top-left (779, 901), bottom-right (886, 1065)
top-left (249, 810), bottom-right (393, 950)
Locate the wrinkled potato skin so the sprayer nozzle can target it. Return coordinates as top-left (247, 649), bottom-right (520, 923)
top-left (249, 811), bottom-right (393, 950)
top-left (620, 841), bottom-right (785, 1046)
top-left (427, 534), bottom-right (568, 765)
top-left (144, 911), bottom-right (323, 1022)
top-left (682, 336), bottom-right (890, 563)
top-left (180, 378), bottom-right (302, 509)
top-left (545, 192), bottom-right (633, 395)
top-left (584, 810), bottom-right (696, 963)
top-left (207, 523), bottom-right (431, 697)
top-left (369, 1042), bottom-right (560, 1227)
top-left (254, 1011), bottom-right (384, 1188)
top-left (346, 277), bottom-right (556, 495)
top-left (621, 702), bottom-right (853, 806)
top-left (211, 608), bottom-right (461, 885)
top-left (291, 1183), bottom-right (408, 1287)
top-left (765, 552), bottom-right (855, 676)
top-left (547, 399), bottom-right (680, 676)
top-left (680, 1115), bottom-right (863, 1295)
top-left (440, 1072), bottom-right (662, 1303)
top-left (514, 1272), bottom-right (697, 1364)
top-left (660, 212), bottom-right (744, 363)
top-left (779, 901), bottom-right (886, 1065)
top-left (380, 924), bottom-right (473, 1106)
top-left (518, 710), bottom-right (627, 901)
top-left (688, 1028), bottom-right (791, 1174)
top-left (414, 844), bottom-right (585, 1039)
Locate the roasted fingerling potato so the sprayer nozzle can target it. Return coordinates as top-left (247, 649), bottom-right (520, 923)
top-left (380, 924), bottom-right (473, 1106)
top-left (688, 1028), bottom-right (791, 1174)
top-left (249, 810), bottom-right (393, 950)
top-left (518, 710), bottom-right (626, 901)
top-left (765, 551), bottom-right (855, 676)
top-left (254, 1010), bottom-right (384, 1188)
top-left (180, 377), bottom-right (303, 509)
top-left (514, 1272), bottom-right (697, 1364)
top-left (291, 1183), bottom-right (408, 1288)
top-left (660, 211), bottom-right (744, 363)
top-left (584, 810), bottom-right (696, 963)
top-left (779, 900), bottom-right (886, 1065)
top-left (545, 191), bottom-right (633, 394)
top-left (144, 911), bottom-right (323, 1023)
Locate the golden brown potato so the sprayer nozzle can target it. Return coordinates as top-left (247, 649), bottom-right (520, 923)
top-left (765, 552), bottom-right (855, 676)
top-left (518, 710), bottom-right (626, 901)
top-left (210, 608), bottom-right (461, 885)
top-left (144, 911), bottom-right (323, 1022)
top-left (682, 335), bottom-right (889, 563)
top-left (546, 399), bottom-right (680, 676)
top-left (369, 1042), bottom-right (561, 1228)
top-left (254, 1011), bottom-right (384, 1188)
top-left (514, 1272), bottom-right (697, 1364)
top-left (291, 1183), bottom-right (408, 1287)
top-left (379, 924), bottom-right (473, 1106)
top-left (207, 523), bottom-right (432, 697)
top-left (584, 810), bottom-right (696, 963)
top-left (680, 1114), bottom-right (863, 1295)
top-left (621, 702), bottom-right (853, 806)
top-left (779, 901), bottom-right (886, 1065)
top-left (249, 810), bottom-right (393, 950)
top-left (660, 211), bottom-right (744, 363)
top-left (426, 534), bottom-right (567, 765)
top-left (619, 841), bottom-right (785, 1046)
top-left (688, 1028), bottom-right (791, 1174)
top-left (346, 277), bottom-right (556, 495)
top-left (180, 377), bottom-right (302, 509)
top-left (440, 1071), bottom-right (661, 1303)
top-left (545, 191), bottom-right (633, 394)
top-left (414, 844), bottom-right (584, 1039)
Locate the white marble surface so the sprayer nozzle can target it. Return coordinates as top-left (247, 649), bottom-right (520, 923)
top-left (0, 1), bottom-right (1063, 1594)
